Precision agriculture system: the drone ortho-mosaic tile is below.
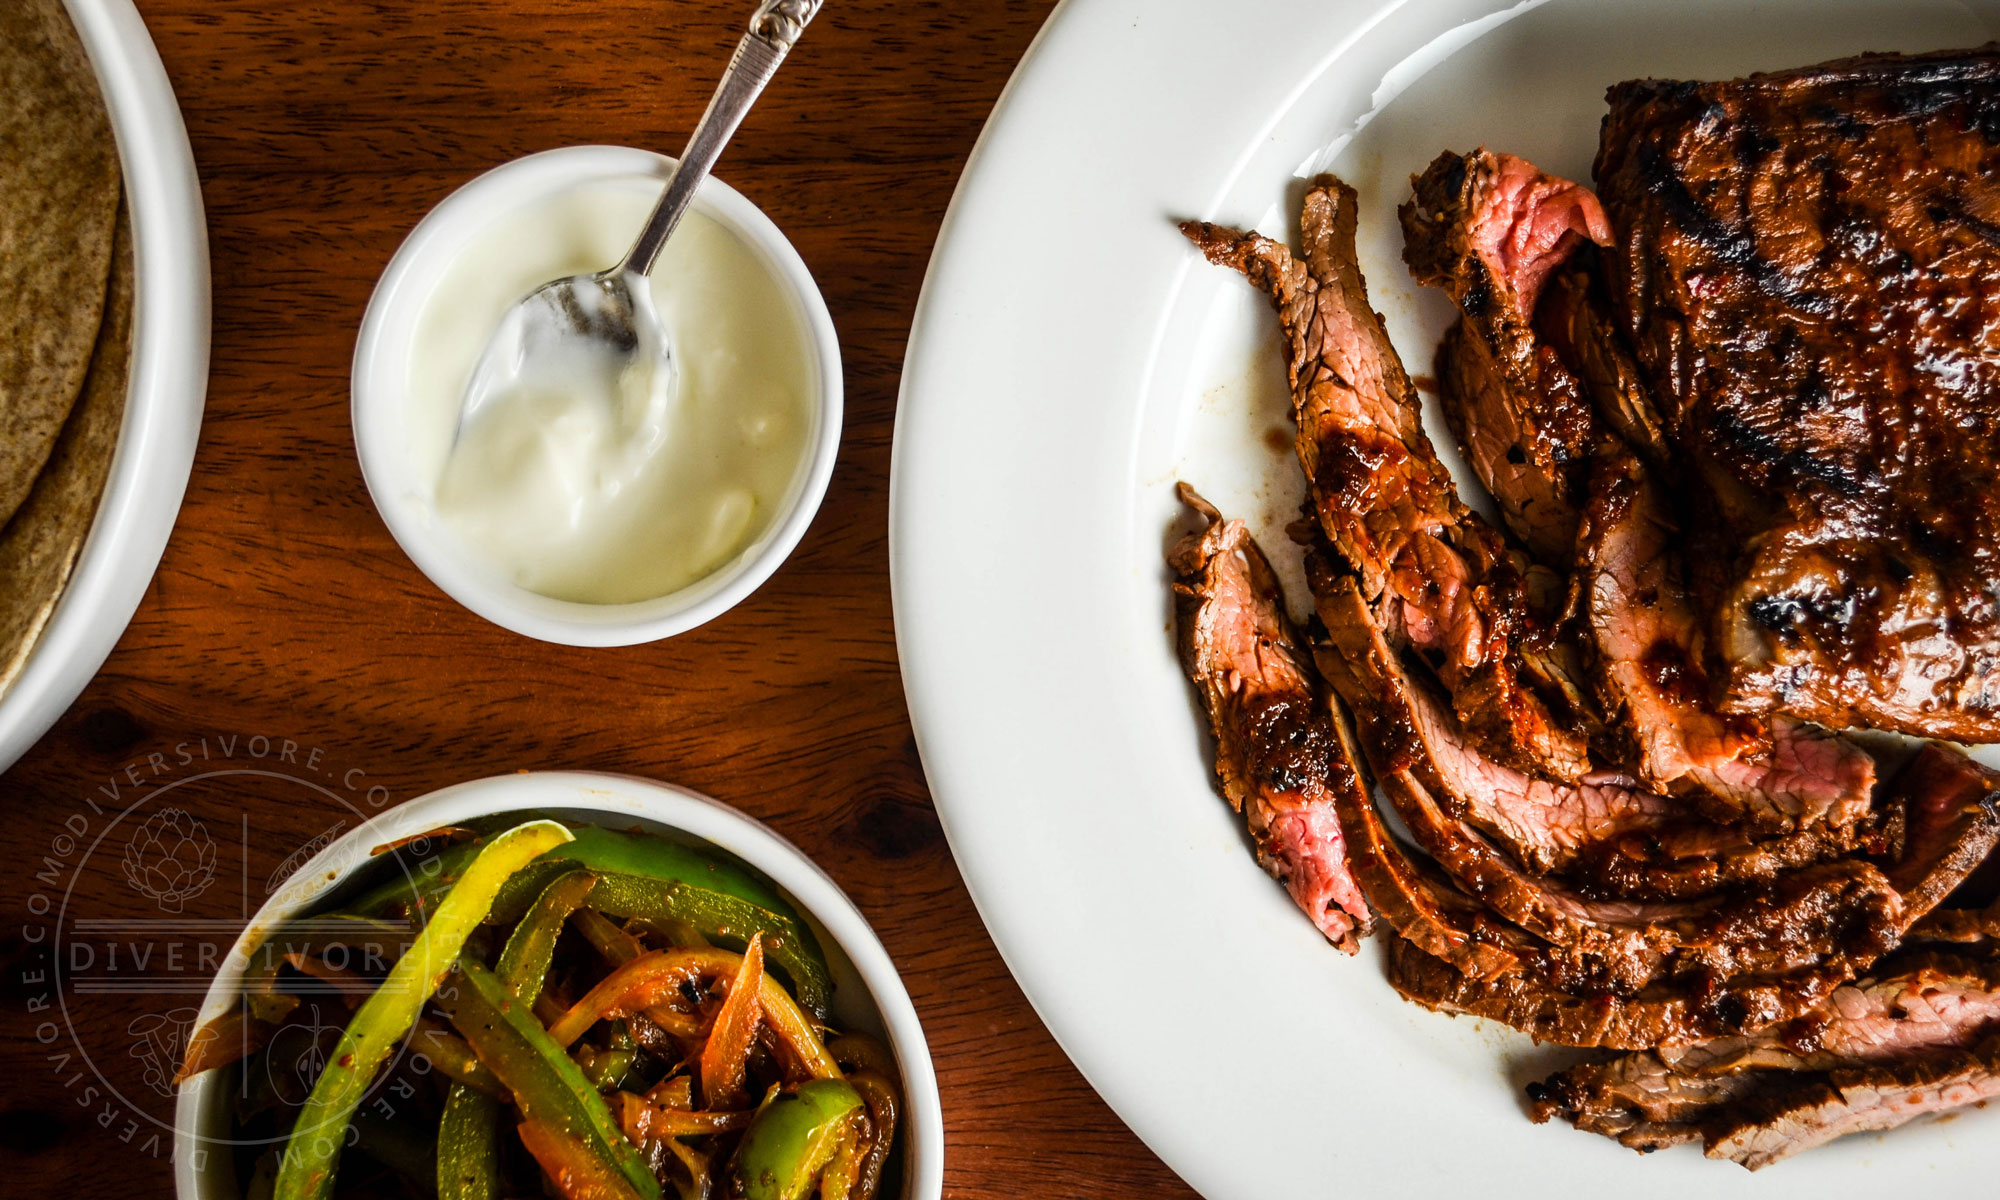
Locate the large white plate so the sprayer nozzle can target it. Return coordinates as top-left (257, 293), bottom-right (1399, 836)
top-left (0, 0), bottom-right (210, 769)
top-left (892, 1), bottom-right (2000, 1196)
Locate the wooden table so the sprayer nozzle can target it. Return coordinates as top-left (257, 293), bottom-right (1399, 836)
top-left (0, 3), bottom-right (1200, 1196)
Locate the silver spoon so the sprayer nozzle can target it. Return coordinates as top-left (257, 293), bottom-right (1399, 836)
top-left (457, 0), bottom-right (824, 439)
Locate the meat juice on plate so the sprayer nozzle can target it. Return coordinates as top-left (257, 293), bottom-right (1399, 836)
top-left (404, 180), bottom-right (813, 605)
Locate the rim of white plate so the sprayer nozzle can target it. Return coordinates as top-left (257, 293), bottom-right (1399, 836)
top-left (0, 0), bottom-right (212, 771)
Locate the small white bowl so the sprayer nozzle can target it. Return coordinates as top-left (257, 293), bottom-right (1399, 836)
top-left (352, 147), bottom-right (842, 646)
top-left (173, 772), bottom-right (943, 1200)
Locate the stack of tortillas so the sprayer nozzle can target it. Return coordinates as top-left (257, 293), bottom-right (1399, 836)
top-left (0, 0), bottom-right (131, 694)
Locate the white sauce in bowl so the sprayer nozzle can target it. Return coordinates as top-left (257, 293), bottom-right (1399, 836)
top-left (405, 181), bottom-right (813, 605)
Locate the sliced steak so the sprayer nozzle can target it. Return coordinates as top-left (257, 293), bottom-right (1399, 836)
top-left (1595, 47), bottom-right (2000, 740)
top-left (1168, 485), bottom-right (1370, 948)
top-left (1705, 1033), bottom-right (2000, 1169)
top-left (1401, 149), bottom-right (1610, 561)
top-left (1577, 451), bottom-right (1877, 829)
top-left (1532, 950), bottom-right (2000, 1149)
top-left (1387, 933), bottom-right (1845, 1051)
top-left (1572, 821), bottom-right (1856, 903)
top-left (1536, 255), bottom-right (1670, 465)
top-left (1313, 561), bottom-right (1902, 1000)
top-left (1879, 743), bottom-right (2000, 927)
top-left (1311, 560), bottom-right (1677, 876)
top-left (1183, 178), bottom-right (1591, 781)
top-left (1327, 713), bottom-right (1524, 981)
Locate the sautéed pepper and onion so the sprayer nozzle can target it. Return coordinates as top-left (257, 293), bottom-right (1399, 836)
top-left (179, 817), bottom-right (901, 1200)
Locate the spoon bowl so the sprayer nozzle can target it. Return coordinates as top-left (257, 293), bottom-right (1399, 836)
top-left (457, 269), bottom-right (670, 440)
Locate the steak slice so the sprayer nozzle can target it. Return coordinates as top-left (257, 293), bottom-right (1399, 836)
top-left (1327, 716), bottom-right (1524, 981)
top-left (1879, 743), bottom-right (2000, 927)
top-left (1183, 178), bottom-right (1591, 782)
top-left (1531, 950), bottom-right (2000, 1149)
top-left (1577, 451), bottom-right (1878, 829)
top-left (1595, 47), bottom-right (2000, 740)
top-left (1705, 1033), bottom-right (2000, 1169)
top-left (1314, 562), bottom-right (1902, 989)
top-left (1401, 149), bottom-right (1611, 561)
top-left (1386, 933), bottom-right (1845, 1051)
top-left (1520, 948), bottom-right (2000, 1152)
top-left (1311, 560), bottom-right (1679, 879)
top-left (1571, 820), bottom-right (1858, 904)
top-left (1536, 256), bottom-right (1670, 465)
top-left (1168, 485), bottom-right (1370, 947)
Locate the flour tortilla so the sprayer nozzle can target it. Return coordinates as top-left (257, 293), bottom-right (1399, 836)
top-left (0, 0), bottom-right (121, 531)
top-left (0, 203), bottom-right (132, 693)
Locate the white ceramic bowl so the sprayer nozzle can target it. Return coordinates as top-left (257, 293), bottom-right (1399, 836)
top-left (0, 0), bottom-right (211, 770)
top-left (173, 772), bottom-right (943, 1200)
top-left (352, 147), bottom-right (842, 646)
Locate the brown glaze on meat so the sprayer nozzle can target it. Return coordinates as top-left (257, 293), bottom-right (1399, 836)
top-left (1878, 743), bottom-right (2000, 925)
top-left (1182, 178), bottom-right (1592, 782)
top-left (1571, 822), bottom-right (1855, 903)
top-left (1322, 703), bottom-right (1524, 981)
top-left (1530, 950), bottom-right (2000, 1152)
top-left (1577, 451), bottom-right (1879, 829)
top-left (1401, 149), bottom-right (1611, 562)
top-left (1705, 1033), bottom-right (2000, 1169)
top-left (1537, 255), bottom-right (1672, 465)
top-left (1310, 562), bottom-right (1677, 871)
top-left (1312, 559), bottom-right (1904, 994)
top-left (1168, 485), bottom-right (1370, 948)
top-left (1596, 47), bottom-right (2000, 740)
top-left (1386, 933), bottom-right (1847, 1051)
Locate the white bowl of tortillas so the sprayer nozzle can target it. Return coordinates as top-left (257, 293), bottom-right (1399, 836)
top-left (0, 0), bottom-right (208, 770)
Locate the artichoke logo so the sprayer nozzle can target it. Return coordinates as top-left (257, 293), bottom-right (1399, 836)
top-left (120, 807), bottom-right (217, 913)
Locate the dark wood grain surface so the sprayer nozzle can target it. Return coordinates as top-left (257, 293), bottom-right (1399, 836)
top-left (0, 2), bottom-right (1201, 1196)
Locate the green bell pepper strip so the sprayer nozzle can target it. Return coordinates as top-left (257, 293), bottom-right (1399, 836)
top-left (272, 818), bottom-right (573, 1200)
top-left (411, 1016), bottom-right (506, 1098)
top-left (437, 958), bottom-right (662, 1200)
top-left (440, 868), bottom-right (603, 1199)
top-left (724, 1079), bottom-right (864, 1200)
top-left (586, 872), bottom-right (829, 1017)
top-left (577, 1044), bottom-right (639, 1091)
top-left (347, 823), bottom-right (792, 924)
top-left (339, 824), bottom-right (830, 1015)
top-left (513, 824), bottom-right (794, 915)
top-left (437, 1084), bottom-right (504, 1200)
top-left (496, 869), bottom-right (600, 1001)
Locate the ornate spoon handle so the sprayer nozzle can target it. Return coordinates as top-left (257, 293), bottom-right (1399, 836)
top-left (616, 0), bottom-right (826, 277)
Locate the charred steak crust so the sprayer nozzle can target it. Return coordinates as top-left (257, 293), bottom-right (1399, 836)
top-left (1181, 180), bottom-right (1592, 783)
top-left (1530, 949), bottom-right (2000, 1133)
top-left (1322, 698), bottom-right (1526, 982)
top-left (1385, 933), bottom-right (1847, 1051)
top-left (1594, 46), bottom-right (2000, 741)
top-left (1168, 485), bottom-right (1371, 948)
